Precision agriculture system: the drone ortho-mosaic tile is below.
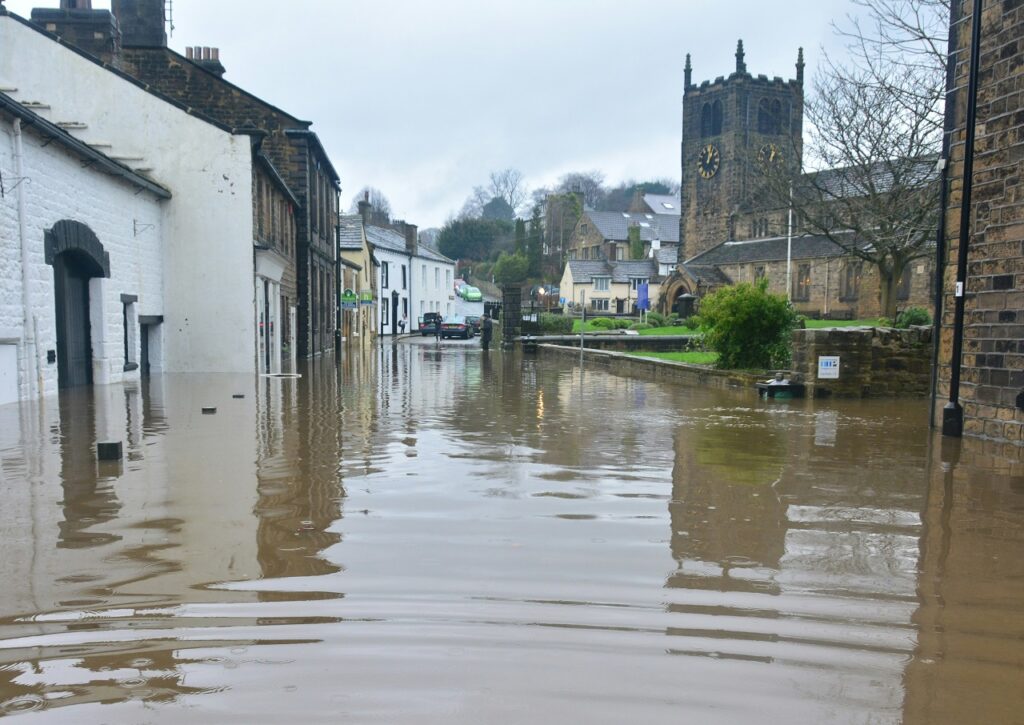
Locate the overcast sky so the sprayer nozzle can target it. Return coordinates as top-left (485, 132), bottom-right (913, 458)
top-left (9, 0), bottom-right (859, 227)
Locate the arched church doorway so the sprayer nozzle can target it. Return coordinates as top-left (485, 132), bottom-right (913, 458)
top-left (45, 221), bottom-right (110, 389)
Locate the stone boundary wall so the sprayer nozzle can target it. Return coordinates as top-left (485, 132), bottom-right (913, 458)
top-left (538, 344), bottom-right (763, 391)
top-left (528, 335), bottom-right (696, 353)
top-left (792, 326), bottom-right (932, 398)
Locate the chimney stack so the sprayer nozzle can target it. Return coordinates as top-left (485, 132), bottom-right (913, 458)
top-left (403, 223), bottom-right (419, 256)
top-left (32, 0), bottom-right (121, 65)
top-left (186, 45), bottom-right (226, 78)
top-left (358, 191), bottom-right (372, 226)
top-left (111, 0), bottom-right (166, 48)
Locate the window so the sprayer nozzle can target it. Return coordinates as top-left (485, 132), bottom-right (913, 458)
top-left (754, 265), bottom-right (766, 281)
top-left (420, 300), bottom-right (425, 315)
top-left (793, 264), bottom-right (811, 301)
top-left (590, 298), bottom-right (610, 312)
top-left (382, 296), bottom-right (389, 322)
top-left (840, 260), bottom-right (862, 300)
top-left (581, 223), bottom-right (589, 235)
top-left (382, 262), bottom-right (389, 289)
top-left (446, 269), bottom-right (452, 289)
top-left (701, 100), bottom-right (723, 136)
top-left (401, 264), bottom-right (407, 290)
top-left (630, 277), bottom-right (649, 291)
top-left (615, 246), bottom-right (625, 261)
top-left (594, 277), bottom-right (610, 292)
top-left (403, 298), bottom-right (408, 317)
top-left (897, 266), bottom-right (912, 300)
top-left (757, 98), bottom-right (783, 134)
top-left (446, 302), bottom-right (451, 316)
top-left (122, 295), bottom-right (138, 372)
top-left (422, 264), bottom-right (427, 287)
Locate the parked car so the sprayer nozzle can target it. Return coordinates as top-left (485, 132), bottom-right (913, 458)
top-left (441, 315), bottom-right (475, 339)
top-left (419, 312), bottom-right (442, 335)
top-left (465, 315), bottom-right (482, 335)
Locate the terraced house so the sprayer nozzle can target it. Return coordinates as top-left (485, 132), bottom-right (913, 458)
top-left (31, 0), bottom-right (342, 361)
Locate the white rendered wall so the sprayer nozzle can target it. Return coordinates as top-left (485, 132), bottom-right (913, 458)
top-left (0, 16), bottom-right (256, 375)
top-left (0, 118), bottom-right (164, 403)
top-left (376, 248), bottom-right (410, 335)
top-left (411, 257), bottom-right (455, 324)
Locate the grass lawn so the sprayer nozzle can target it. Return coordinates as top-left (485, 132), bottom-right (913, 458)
top-left (803, 318), bottom-right (889, 328)
top-left (625, 351), bottom-right (719, 365)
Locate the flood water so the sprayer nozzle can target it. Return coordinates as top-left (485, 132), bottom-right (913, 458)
top-left (0, 343), bottom-right (1022, 724)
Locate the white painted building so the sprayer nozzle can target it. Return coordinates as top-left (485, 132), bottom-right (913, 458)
top-left (0, 94), bottom-right (168, 404)
top-left (0, 11), bottom-right (258, 391)
top-left (364, 223), bottom-right (454, 335)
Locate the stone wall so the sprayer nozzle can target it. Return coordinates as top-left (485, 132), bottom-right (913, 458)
top-left (792, 327), bottom-right (933, 398)
top-left (529, 334), bottom-right (696, 353)
top-left (935, 0), bottom-right (1024, 445)
top-left (538, 344), bottom-right (763, 392)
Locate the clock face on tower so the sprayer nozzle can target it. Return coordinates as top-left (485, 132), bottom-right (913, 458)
top-left (697, 144), bottom-right (721, 179)
top-left (758, 143), bottom-right (782, 165)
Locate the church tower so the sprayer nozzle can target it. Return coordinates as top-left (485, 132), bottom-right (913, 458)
top-left (679, 42), bottom-right (805, 262)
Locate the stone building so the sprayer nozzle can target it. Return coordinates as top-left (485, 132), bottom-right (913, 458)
top-left (30, 0), bottom-right (342, 361)
top-left (658, 41), bottom-right (935, 319)
top-left (935, 0), bottom-right (1024, 445)
top-left (566, 209), bottom-right (679, 262)
top-left (338, 214), bottom-right (378, 346)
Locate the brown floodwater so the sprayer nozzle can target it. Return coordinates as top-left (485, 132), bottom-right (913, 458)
top-left (0, 343), bottom-right (1022, 724)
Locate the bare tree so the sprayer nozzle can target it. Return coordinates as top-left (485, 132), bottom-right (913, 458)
top-left (770, 61), bottom-right (941, 319)
top-left (349, 186), bottom-right (392, 218)
top-left (556, 170), bottom-right (606, 208)
top-left (488, 168), bottom-right (528, 215)
top-left (458, 185), bottom-right (491, 219)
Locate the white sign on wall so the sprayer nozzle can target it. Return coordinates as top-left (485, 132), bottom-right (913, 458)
top-left (818, 356), bottom-right (840, 380)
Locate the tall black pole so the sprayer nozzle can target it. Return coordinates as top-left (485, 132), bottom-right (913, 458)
top-left (942, 0), bottom-right (984, 438)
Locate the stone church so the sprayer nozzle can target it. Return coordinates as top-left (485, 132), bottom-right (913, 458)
top-left (660, 42), bottom-right (935, 320)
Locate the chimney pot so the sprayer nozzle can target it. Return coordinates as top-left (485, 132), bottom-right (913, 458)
top-left (203, 46), bottom-right (211, 61)
top-left (212, 47), bottom-right (220, 61)
top-left (186, 47), bottom-right (193, 59)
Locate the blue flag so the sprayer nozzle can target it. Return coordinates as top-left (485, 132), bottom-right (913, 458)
top-left (637, 283), bottom-right (650, 311)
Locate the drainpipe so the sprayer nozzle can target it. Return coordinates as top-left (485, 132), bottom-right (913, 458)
top-left (929, 0), bottom-right (962, 430)
top-left (13, 119), bottom-right (39, 399)
top-left (943, 0), bottom-right (983, 438)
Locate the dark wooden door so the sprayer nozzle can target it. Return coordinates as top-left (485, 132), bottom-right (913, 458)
top-left (54, 254), bottom-right (92, 389)
top-left (391, 290), bottom-right (399, 333)
top-left (140, 324), bottom-right (150, 378)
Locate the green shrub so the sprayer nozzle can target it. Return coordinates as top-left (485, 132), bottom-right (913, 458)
top-left (895, 307), bottom-right (931, 328)
top-left (589, 317), bottom-right (615, 329)
top-left (682, 315), bottom-right (702, 330)
top-left (492, 251), bottom-right (529, 284)
top-left (668, 313), bottom-right (681, 325)
top-left (629, 322), bottom-right (653, 330)
top-left (646, 311), bottom-right (667, 328)
top-left (612, 318), bottom-right (633, 330)
top-left (698, 279), bottom-right (798, 369)
top-left (539, 313), bottom-right (572, 334)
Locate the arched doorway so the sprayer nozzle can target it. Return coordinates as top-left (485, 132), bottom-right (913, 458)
top-left (45, 221), bottom-right (110, 389)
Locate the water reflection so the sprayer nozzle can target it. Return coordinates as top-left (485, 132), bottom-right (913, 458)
top-left (0, 346), bottom-right (1020, 723)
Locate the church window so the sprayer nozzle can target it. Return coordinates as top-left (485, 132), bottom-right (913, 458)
top-left (700, 100), bottom-right (723, 136)
top-left (771, 100), bottom-right (782, 133)
top-left (754, 265), bottom-right (766, 281)
top-left (793, 264), bottom-right (811, 301)
top-left (758, 98), bottom-right (783, 134)
top-left (840, 260), bottom-right (862, 300)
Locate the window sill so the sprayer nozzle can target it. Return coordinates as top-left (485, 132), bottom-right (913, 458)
top-left (124, 363), bottom-right (139, 372)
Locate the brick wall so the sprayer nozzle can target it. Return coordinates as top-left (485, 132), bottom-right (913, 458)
top-left (936, 0), bottom-right (1024, 445)
top-left (793, 327), bottom-right (933, 398)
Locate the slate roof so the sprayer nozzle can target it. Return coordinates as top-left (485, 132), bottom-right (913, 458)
top-left (655, 245), bottom-right (679, 266)
top-left (684, 264), bottom-right (733, 286)
top-left (586, 210), bottom-right (680, 243)
top-left (337, 214), bottom-right (365, 251)
top-left (568, 259), bottom-right (660, 284)
top-left (805, 156), bottom-right (938, 199)
top-left (686, 233), bottom-right (852, 266)
top-left (363, 223), bottom-right (454, 264)
top-left (643, 193), bottom-right (681, 215)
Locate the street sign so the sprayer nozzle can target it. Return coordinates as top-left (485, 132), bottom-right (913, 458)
top-left (817, 356), bottom-right (840, 379)
top-left (359, 290), bottom-right (374, 306)
top-left (342, 289), bottom-right (358, 310)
